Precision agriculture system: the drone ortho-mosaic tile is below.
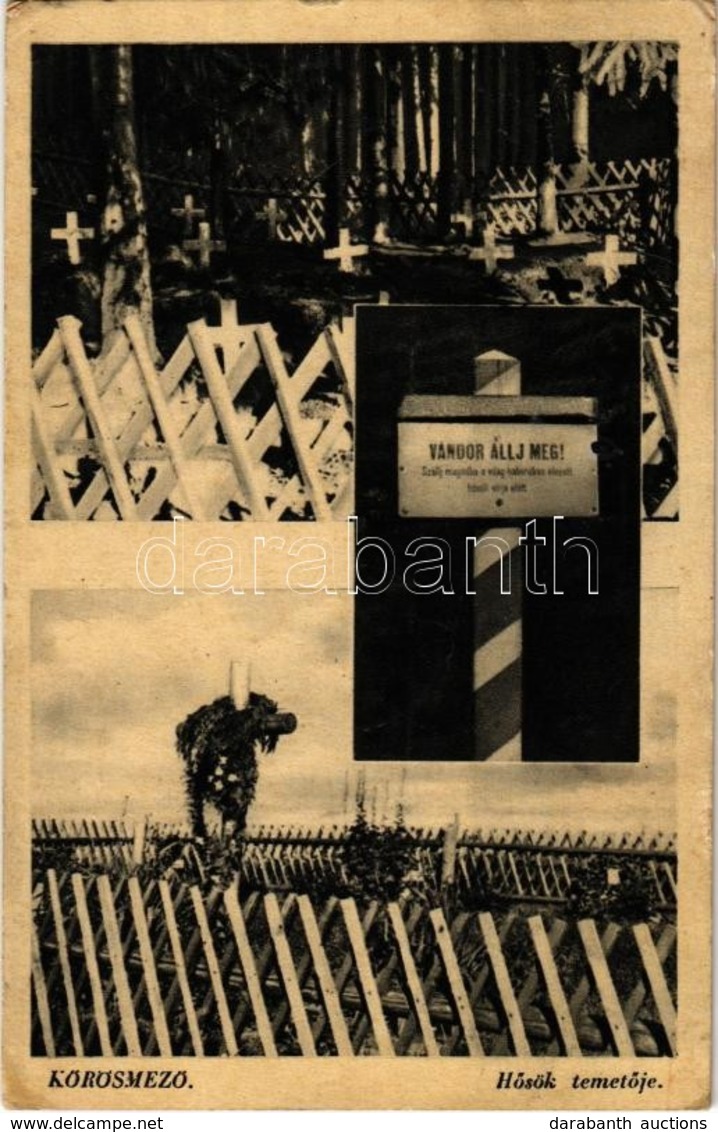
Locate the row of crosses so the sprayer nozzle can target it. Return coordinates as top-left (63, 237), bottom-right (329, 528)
top-left (46, 199), bottom-right (637, 287)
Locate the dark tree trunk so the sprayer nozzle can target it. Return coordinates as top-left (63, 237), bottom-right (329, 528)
top-left (437, 44), bottom-right (456, 236)
top-left (361, 46), bottom-right (391, 243)
top-left (343, 45), bottom-right (361, 175)
top-left (400, 46), bottom-right (420, 179)
top-left (210, 124), bottom-right (230, 241)
top-left (474, 45), bottom-right (493, 230)
top-left (325, 45), bottom-right (345, 245)
top-left (456, 45), bottom-right (474, 230)
top-left (569, 47), bottom-right (590, 186)
top-left (95, 45), bottom-right (155, 354)
top-left (386, 47), bottom-right (403, 179)
top-left (417, 45), bottom-right (433, 173)
top-left (536, 45), bottom-right (560, 238)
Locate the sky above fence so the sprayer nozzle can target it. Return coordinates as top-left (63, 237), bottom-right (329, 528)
top-left (31, 588), bottom-right (676, 835)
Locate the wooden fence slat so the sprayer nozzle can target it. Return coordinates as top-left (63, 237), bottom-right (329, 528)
top-left (312, 901), bottom-right (380, 1044)
top-left (71, 874), bottom-right (113, 1055)
top-left (492, 913), bottom-right (565, 1056)
top-left (32, 328), bottom-right (65, 389)
top-left (632, 923), bottom-right (677, 1055)
top-left (187, 319), bottom-right (270, 520)
top-left (223, 887), bottom-right (278, 1057)
top-left (264, 894), bottom-right (316, 1056)
top-left (189, 885), bottom-right (239, 1056)
top-left (232, 893), bottom-right (296, 1037)
top-left (128, 877), bottom-right (173, 1056)
top-left (296, 894), bottom-right (353, 1057)
top-left (325, 322), bottom-right (355, 408)
top-left (623, 923), bottom-right (676, 1025)
top-left (249, 333), bottom-right (331, 459)
top-left (31, 920), bottom-right (56, 1056)
top-left (125, 313), bottom-right (208, 522)
top-left (57, 317), bottom-right (138, 519)
top-left (340, 898), bottom-right (395, 1056)
top-left (354, 903), bottom-right (425, 1054)
top-left (387, 903), bottom-right (440, 1056)
top-left (443, 911), bottom-right (514, 1055)
top-left (578, 919), bottom-right (634, 1056)
top-left (158, 881), bottom-right (204, 1056)
top-left (429, 907), bottom-right (484, 1056)
top-left (47, 869), bottom-right (84, 1055)
top-left (256, 324), bottom-right (332, 521)
top-left (528, 915), bottom-right (581, 1056)
top-left (31, 383), bottom-right (77, 519)
top-left (478, 911), bottom-right (530, 1055)
top-left (97, 875), bottom-right (142, 1056)
top-left (75, 349), bottom-right (182, 521)
top-left (644, 335), bottom-right (677, 448)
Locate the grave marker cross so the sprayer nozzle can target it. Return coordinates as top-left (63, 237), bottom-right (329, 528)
top-left (183, 221), bottom-right (226, 268)
top-left (171, 194), bottom-right (206, 236)
top-left (586, 235), bottom-right (638, 287)
top-left (468, 226), bottom-right (514, 274)
top-left (539, 267), bottom-right (583, 304)
top-left (255, 197), bottom-right (279, 239)
top-left (50, 211), bottom-right (95, 266)
top-left (323, 227), bottom-right (369, 273)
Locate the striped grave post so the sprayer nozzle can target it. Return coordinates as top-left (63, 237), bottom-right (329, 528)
top-left (472, 352), bottom-right (522, 761)
top-left (397, 350), bottom-right (599, 763)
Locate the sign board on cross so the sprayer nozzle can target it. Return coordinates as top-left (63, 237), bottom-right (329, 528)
top-left (398, 355), bottom-right (598, 519)
top-left (50, 211), bottom-right (95, 266)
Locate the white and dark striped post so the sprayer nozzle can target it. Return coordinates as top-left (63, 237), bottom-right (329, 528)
top-left (472, 351), bottom-right (523, 762)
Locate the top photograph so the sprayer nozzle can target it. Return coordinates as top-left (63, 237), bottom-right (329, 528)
top-left (31, 42), bottom-right (677, 522)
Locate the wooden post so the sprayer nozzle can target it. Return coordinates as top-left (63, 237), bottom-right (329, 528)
top-left (230, 660), bottom-right (250, 709)
top-left (440, 813), bottom-right (461, 888)
top-left (132, 815), bottom-right (147, 866)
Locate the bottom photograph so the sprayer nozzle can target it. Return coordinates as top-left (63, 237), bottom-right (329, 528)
top-left (31, 590), bottom-right (676, 1059)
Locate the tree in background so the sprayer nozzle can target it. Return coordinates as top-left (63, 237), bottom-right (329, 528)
top-left (89, 45), bottom-right (155, 354)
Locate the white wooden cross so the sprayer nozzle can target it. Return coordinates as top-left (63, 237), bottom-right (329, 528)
top-left (172, 193), bottom-right (206, 235)
top-left (586, 235), bottom-right (637, 286)
top-left (50, 211), bottom-right (95, 266)
top-left (255, 196), bottom-right (279, 239)
top-left (468, 226), bottom-right (514, 274)
top-left (183, 221), bottom-right (226, 268)
top-left (323, 227), bottom-right (369, 273)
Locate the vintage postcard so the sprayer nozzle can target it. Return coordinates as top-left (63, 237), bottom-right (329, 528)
top-left (4, 0), bottom-right (714, 1112)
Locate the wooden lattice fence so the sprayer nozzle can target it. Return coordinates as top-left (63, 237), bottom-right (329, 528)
top-left (32, 868), bottom-right (677, 1058)
top-left (32, 820), bottom-right (677, 910)
top-left (32, 300), bottom-right (353, 521)
top-left (33, 152), bottom-right (675, 250)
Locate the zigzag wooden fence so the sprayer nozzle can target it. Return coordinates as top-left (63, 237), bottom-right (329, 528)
top-left (32, 869), bottom-right (677, 1058)
top-left (32, 299), bottom-right (353, 521)
top-left (33, 152), bottom-right (674, 250)
top-left (32, 820), bottom-right (677, 910)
